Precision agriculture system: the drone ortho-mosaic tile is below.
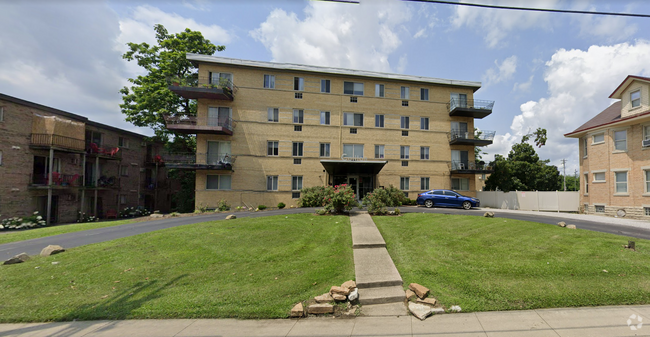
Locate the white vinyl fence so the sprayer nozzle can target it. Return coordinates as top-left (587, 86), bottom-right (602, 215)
top-left (476, 191), bottom-right (580, 212)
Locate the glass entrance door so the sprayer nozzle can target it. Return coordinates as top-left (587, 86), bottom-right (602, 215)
top-left (347, 176), bottom-right (358, 200)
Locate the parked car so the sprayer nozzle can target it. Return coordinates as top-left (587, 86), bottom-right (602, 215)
top-left (416, 189), bottom-right (480, 210)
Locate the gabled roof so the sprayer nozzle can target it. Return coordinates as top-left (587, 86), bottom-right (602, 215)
top-left (564, 101), bottom-right (650, 137)
top-left (609, 75), bottom-right (650, 99)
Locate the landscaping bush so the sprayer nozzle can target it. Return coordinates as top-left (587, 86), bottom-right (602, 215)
top-left (298, 186), bottom-right (329, 207)
top-left (119, 207), bottom-right (151, 218)
top-left (258, 205), bottom-right (267, 210)
top-left (217, 199), bottom-right (230, 211)
top-left (362, 185), bottom-right (407, 215)
top-left (277, 202), bottom-right (286, 209)
top-left (394, 208), bottom-right (401, 215)
top-left (316, 209), bottom-right (327, 215)
top-left (77, 212), bottom-right (98, 223)
top-left (0, 211), bottom-right (47, 230)
top-left (323, 184), bottom-right (358, 214)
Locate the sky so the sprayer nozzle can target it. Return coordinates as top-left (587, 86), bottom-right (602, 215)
top-left (1, 0), bottom-right (650, 176)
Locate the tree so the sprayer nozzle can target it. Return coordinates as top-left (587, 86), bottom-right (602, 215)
top-left (474, 128), bottom-right (486, 161)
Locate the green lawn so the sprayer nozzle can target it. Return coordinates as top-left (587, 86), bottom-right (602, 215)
top-left (374, 213), bottom-right (650, 312)
top-left (0, 214), bottom-right (354, 322)
top-left (0, 219), bottom-right (137, 245)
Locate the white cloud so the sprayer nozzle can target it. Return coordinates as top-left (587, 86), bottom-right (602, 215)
top-left (483, 55), bottom-right (517, 86)
top-left (513, 75), bottom-right (534, 92)
top-left (570, 2), bottom-right (637, 43)
top-left (250, 0), bottom-right (412, 72)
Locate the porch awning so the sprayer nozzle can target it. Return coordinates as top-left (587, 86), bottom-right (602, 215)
top-left (320, 159), bottom-right (387, 175)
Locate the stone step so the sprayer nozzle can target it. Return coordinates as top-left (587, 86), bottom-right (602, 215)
top-left (359, 286), bottom-right (406, 305)
top-left (360, 302), bottom-right (408, 317)
top-left (350, 212), bottom-right (386, 248)
top-left (353, 247), bottom-right (403, 289)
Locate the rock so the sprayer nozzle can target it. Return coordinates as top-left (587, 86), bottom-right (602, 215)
top-left (340, 306), bottom-right (358, 319)
top-left (290, 205), bottom-right (295, 208)
top-left (149, 214), bottom-right (164, 218)
top-left (567, 224), bottom-right (576, 229)
top-left (557, 221), bottom-right (566, 227)
top-left (4, 253), bottom-right (30, 265)
top-left (332, 293), bottom-right (347, 301)
top-left (308, 303), bottom-right (334, 314)
top-left (417, 298), bottom-right (437, 306)
top-left (40, 245), bottom-right (65, 257)
top-left (225, 214), bottom-right (236, 220)
top-left (341, 280), bottom-right (357, 291)
top-left (314, 293), bottom-right (333, 303)
top-left (408, 302), bottom-right (433, 320)
top-left (432, 308), bottom-right (445, 314)
top-left (484, 211), bottom-right (494, 217)
top-left (330, 286), bottom-right (350, 296)
top-left (449, 305), bottom-right (462, 312)
top-left (405, 289), bottom-right (417, 301)
top-left (348, 288), bottom-right (358, 301)
top-left (408, 283), bottom-right (430, 299)
top-left (290, 303), bottom-right (304, 317)
top-left (388, 211), bottom-right (395, 215)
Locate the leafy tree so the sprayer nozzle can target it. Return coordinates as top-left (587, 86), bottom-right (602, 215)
top-left (474, 128), bottom-right (486, 161)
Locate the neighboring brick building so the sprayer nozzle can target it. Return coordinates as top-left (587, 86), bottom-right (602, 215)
top-left (565, 75), bottom-right (650, 219)
top-left (164, 55), bottom-right (495, 209)
top-left (0, 93), bottom-right (172, 224)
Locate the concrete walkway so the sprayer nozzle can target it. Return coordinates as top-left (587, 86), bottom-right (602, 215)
top-left (2, 305), bottom-right (649, 336)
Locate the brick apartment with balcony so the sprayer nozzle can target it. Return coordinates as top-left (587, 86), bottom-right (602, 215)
top-left (565, 75), bottom-right (650, 219)
top-left (0, 93), bottom-right (173, 224)
top-left (163, 55), bottom-right (496, 209)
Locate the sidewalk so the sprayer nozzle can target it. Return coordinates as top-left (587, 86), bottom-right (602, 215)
top-left (2, 305), bottom-right (650, 336)
top-left (483, 207), bottom-right (650, 230)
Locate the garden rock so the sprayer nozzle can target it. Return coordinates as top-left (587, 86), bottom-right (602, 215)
top-left (225, 214), bottom-right (236, 220)
top-left (341, 280), bottom-right (357, 291)
top-left (484, 211), bottom-right (494, 218)
top-left (308, 303), bottom-right (334, 314)
top-left (330, 286), bottom-right (350, 296)
top-left (340, 306), bottom-right (358, 319)
top-left (290, 303), bottom-right (304, 317)
top-left (332, 293), bottom-right (347, 301)
top-left (4, 253), bottom-right (30, 265)
top-left (408, 302), bottom-right (433, 320)
top-left (557, 221), bottom-right (566, 227)
top-left (348, 288), bottom-right (358, 301)
top-left (150, 214), bottom-right (164, 218)
top-left (432, 307), bottom-right (445, 314)
top-left (408, 283), bottom-right (430, 299)
top-left (40, 245), bottom-right (65, 257)
top-left (315, 293), bottom-right (333, 303)
top-left (567, 224), bottom-right (577, 229)
top-left (405, 289), bottom-right (417, 301)
top-left (417, 297), bottom-right (437, 306)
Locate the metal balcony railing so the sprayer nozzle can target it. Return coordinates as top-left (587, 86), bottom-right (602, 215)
top-left (163, 115), bottom-right (235, 131)
top-left (447, 99), bottom-right (495, 113)
top-left (159, 152), bottom-right (236, 170)
top-left (31, 173), bottom-right (81, 187)
top-left (450, 130), bottom-right (496, 141)
top-left (31, 134), bottom-right (85, 151)
top-left (84, 175), bottom-right (119, 188)
top-left (450, 160), bottom-right (493, 172)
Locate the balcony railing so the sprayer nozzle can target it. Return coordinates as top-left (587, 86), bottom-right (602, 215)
top-left (86, 142), bottom-right (122, 159)
top-left (84, 175), bottom-right (119, 189)
top-left (449, 130), bottom-right (496, 146)
top-left (447, 99), bottom-right (494, 119)
top-left (163, 115), bottom-right (235, 135)
top-left (30, 173), bottom-right (81, 187)
top-left (168, 76), bottom-right (238, 100)
top-left (159, 152), bottom-right (236, 170)
top-left (31, 134), bottom-right (85, 152)
top-left (450, 160), bottom-right (494, 173)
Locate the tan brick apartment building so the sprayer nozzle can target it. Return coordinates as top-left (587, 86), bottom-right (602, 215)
top-left (164, 54), bottom-right (495, 209)
top-left (565, 75), bottom-right (650, 219)
top-left (0, 93), bottom-right (172, 224)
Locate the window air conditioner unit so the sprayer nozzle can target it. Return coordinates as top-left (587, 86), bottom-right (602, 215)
top-left (643, 139), bottom-right (650, 148)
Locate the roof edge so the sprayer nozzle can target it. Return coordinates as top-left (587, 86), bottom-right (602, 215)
top-left (609, 75), bottom-right (650, 99)
top-left (564, 108), bottom-right (650, 137)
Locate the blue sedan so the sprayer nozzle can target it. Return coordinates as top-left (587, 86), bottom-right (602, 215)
top-left (416, 189), bottom-right (480, 210)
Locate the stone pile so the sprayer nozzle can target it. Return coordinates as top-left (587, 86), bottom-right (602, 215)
top-left (406, 283), bottom-right (449, 320)
top-left (557, 222), bottom-right (576, 229)
top-left (291, 280), bottom-right (359, 318)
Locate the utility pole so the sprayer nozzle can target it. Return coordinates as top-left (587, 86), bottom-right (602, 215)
top-left (561, 159), bottom-right (567, 191)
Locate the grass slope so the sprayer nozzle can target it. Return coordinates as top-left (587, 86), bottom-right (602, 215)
top-left (374, 213), bottom-right (650, 312)
top-left (0, 219), bottom-right (136, 245)
top-left (0, 214), bottom-right (354, 322)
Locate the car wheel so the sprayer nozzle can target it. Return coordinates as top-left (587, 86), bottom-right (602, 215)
top-left (424, 200), bottom-right (434, 208)
top-left (462, 201), bottom-right (471, 210)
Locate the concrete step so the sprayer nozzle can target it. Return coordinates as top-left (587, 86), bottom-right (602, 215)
top-left (350, 212), bottom-right (386, 248)
top-left (360, 301), bottom-right (408, 316)
top-left (358, 285), bottom-right (406, 305)
top-left (353, 247), bottom-right (403, 289)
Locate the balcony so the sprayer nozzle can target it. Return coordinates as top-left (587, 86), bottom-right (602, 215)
top-left (86, 142), bottom-right (122, 160)
top-left (84, 175), bottom-right (120, 189)
top-left (447, 99), bottom-right (494, 119)
top-left (159, 153), bottom-right (236, 171)
top-left (30, 134), bottom-right (86, 153)
top-left (449, 130), bottom-right (495, 146)
top-left (168, 76), bottom-right (237, 100)
top-left (450, 161), bottom-right (494, 174)
top-left (163, 115), bottom-right (235, 135)
top-left (30, 173), bottom-right (81, 189)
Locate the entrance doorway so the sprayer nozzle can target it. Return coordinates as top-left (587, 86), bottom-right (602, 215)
top-left (334, 175), bottom-right (374, 201)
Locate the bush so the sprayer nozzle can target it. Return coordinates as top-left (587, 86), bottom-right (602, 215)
top-left (277, 202), bottom-right (286, 209)
top-left (217, 199), bottom-right (230, 211)
top-left (119, 206), bottom-right (151, 218)
top-left (362, 185), bottom-right (407, 215)
top-left (323, 184), bottom-right (358, 214)
top-left (298, 186), bottom-right (329, 207)
top-left (258, 205), bottom-right (267, 210)
top-left (1, 211), bottom-right (47, 230)
top-left (315, 209), bottom-right (327, 215)
top-left (77, 211), bottom-right (98, 223)
top-left (394, 208), bottom-right (401, 215)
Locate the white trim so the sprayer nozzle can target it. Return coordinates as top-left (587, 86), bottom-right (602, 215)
top-left (590, 169), bottom-right (607, 173)
top-left (611, 168), bottom-right (630, 172)
top-left (591, 132), bottom-right (605, 145)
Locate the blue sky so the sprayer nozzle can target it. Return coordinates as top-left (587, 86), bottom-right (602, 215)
top-left (1, 0), bottom-right (650, 175)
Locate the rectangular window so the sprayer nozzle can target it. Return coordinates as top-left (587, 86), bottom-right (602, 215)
top-left (593, 172), bottom-right (605, 182)
top-left (350, 128), bottom-right (357, 134)
top-left (343, 144), bottom-right (364, 158)
top-left (268, 108), bottom-right (279, 122)
top-left (420, 177), bottom-right (430, 190)
top-left (210, 72), bottom-right (233, 88)
top-left (293, 109), bottom-right (304, 123)
top-left (400, 146), bottom-right (410, 159)
top-left (344, 82), bottom-right (364, 95)
top-left (320, 111), bottom-right (330, 125)
top-left (294, 77), bottom-right (304, 91)
top-left (292, 142), bottom-right (303, 157)
top-left (320, 143), bottom-right (330, 157)
top-left (267, 141), bottom-right (279, 156)
top-left (120, 195), bottom-right (127, 205)
top-left (375, 114), bottom-right (384, 128)
top-left (207, 107), bottom-right (231, 127)
top-left (0, 107), bottom-right (4, 122)
top-left (400, 177), bottom-right (410, 191)
top-left (592, 133), bottom-right (604, 144)
top-left (321, 79), bottom-right (330, 93)
top-left (401, 86), bottom-right (410, 99)
top-left (292, 176), bottom-right (303, 191)
top-left (451, 178), bottom-right (470, 191)
top-left (402, 100), bottom-right (409, 107)
top-left (644, 125), bottom-right (650, 141)
top-left (118, 137), bottom-right (129, 148)
top-left (294, 125), bottom-right (302, 132)
top-left (264, 75), bottom-right (275, 89)
top-left (583, 137), bottom-right (588, 156)
top-left (0, 150), bottom-right (2, 165)
top-left (645, 170), bottom-right (650, 193)
top-left (595, 205), bottom-right (605, 213)
top-left (206, 175), bottom-right (231, 190)
top-left (420, 88), bottom-right (429, 101)
top-left (631, 90), bottom-right (641, 108)
top-left (343, 112), bottom-right (364, 126)
top-left (584, 173), bottom-right (588, 194)
top-left (294, 158), bottom-right (302, 165)
top-left (267, 176), bottom-right (278, 191)
top-left (450, 93), bottom-right (468, 108)
top-left (375, 84), bottom-right (385, 97)
top-left (646, 207), bottom-right (650, 216)
top-left (400, 116), bottom-right (409, 129)
top-left (451, 121), bottom-right (469, 139)
top-left (615, 171), bottom-right (628, 193)
top-left (402, 130), bottom-right (408, 137)
top-left (420, 146), bottom-right (429, 160)
top-left (374, 145), bottom-right (384, 159)
top-left (402, 161), bottom-right (408, 167)
top-left (206, 141), bottom-right (231, 165)
top-left (350, 96), bottom-right (357, 103)
top-left (614, 130), bottom-right (627, 151)
top-left (120, 165), bottom-right (129, 177)
top-left (420, 117), bottom-right (429, 130)
top-left (295, 92), bottom-right (302, 99)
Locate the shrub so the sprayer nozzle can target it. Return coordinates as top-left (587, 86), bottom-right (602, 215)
top-left (1, 211), bottom-right (47, 230)
top-left (217, 199), bottom-right (230, 212)
top-left (323, 184), bottom-right (358, 214)
top-left (119, 207), bottom-right (151, 218)
top-left (277, 202), bottom-right (286, 209)
top-left (362, 185), bottom-right (407, 215)
top-left (77, 211), bottom-right (98, 223)
top-left (394, 208), bottom-right (401, 215)
top-left (298, 186), bottom-right (329, 207)
top-left (258, 205), bottom-right (267, 210)
top-left (315, 209), bottom-right (327, 215)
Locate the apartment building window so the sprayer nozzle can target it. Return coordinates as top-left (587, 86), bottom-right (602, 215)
top-left (593, 172), bottom-right (605, 182)
top-left (344, 82), bottom-right (364, 95)
top-left (583, 137), bottom-right (588, 156)
top-left (267, 176), bottom-right (279, 191)
top-left (120, 195), bottom-right (127, 205)
top-left (86, 130), bottom-right (102, 147)
top-left (375, 114), bottom-right (384, 128)
top-left (644, 125), bottom-right (650, 142)
top-left (350, 97), bottom-right (358, 103)
top-left (320, 111), bottom-right (330, 125)
top-left (400, 146), bottom-right (410, 159)
top-left (264, 75), bottom-right (275, 89)
top-left (646, 207), bottom-right (650, 216)
top-left (375, 145), bottom-right (384, 159)
top-left (0, 107), bottom-right (4, 122)
top-left (207, 141), bottom-right (231, 165)
top-left (614, 130), bottom-right (627, 151)
top-left (402, 161), bottom-right (408, 167)
top-left (295, 93), bottom-right (303, 99)
top-left (420, 88), bottom-right (429, 101)
top-left (450, 93), bottom-right (468, 108)
top-left (452, 178), bottom-right (469, 191)
top-left (120, 165), bottom-right (129, 177)
top-left (400, 116), bottom-right (409, 129)
top-left (206, 175), bottom-right (231, 190)
top-left (268, 108), bottom-right (279, 122)
top-left (451, 150), bottom-right (469, 170)
top-left (400, 177), bottom-right (409, 191)
top-left (420, 177), bottom-right (430, 190)
top-left (321, 79), bottom-right (330, 93)
top-left (584, 173), bottom-right (588, 194)
top-left (402, 101), bottom-right (409, 107)
top-left (293, 109), bottom-right (304, 124)
top-left (294, 125), bottom-right (302, 132)
top-left (401, 86), bottom-right (410, 99)
top-left (645, 170), bottom-right (650, 193)
top-left (420, 117), bottom-right (429, 130)
top-left (420, 146), bottom-right (429, 160)
top-left (292, 176), bottom-right (303, 191)
top-left (592, 133), bottom-right (604, 144)
top-left (207, 107), bottom-right (231, 127)
top-left (294, 77), bottom-right (304, 91)
top-left (209, 72), bottom-right (233, 88)
top-left (320, 143), bottom-right (330, 157)
top-left (344, 112), bottom-right (364, 126)
top-left (292, 142), bottom-right (303, 157)
top-left (595, 205), bottom-right (605, 213)
top-left (343, 144), bottom-right (364, 159)
top-left (615, 171), bottom-right (628, 193)
top-left (375, 84), bottom-right (385, 97)
top-left (350, 128), bottom-right (357, 134)
top-left (631, 90), bottom-right (641, 108)
top-left (118, 137), bottom-right (129, 148)
top-left (267, 141), bottom-right (279, 156)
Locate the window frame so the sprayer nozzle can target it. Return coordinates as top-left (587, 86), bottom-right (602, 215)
top-left (320, 111), bottom-right (330, 125)
top-left (631, 89), bottom-right (641, 108)
top-left (400, 145), bottom-right (410, 160)
top-left (420, 146), bottom-right (429, 160)
top-left (291, 176), bottom-right (303, 191)
top-left (267, 108), bottom-right (279, 122)
top-left (375, 84), bottom-right (385, 97)
top-left (420, 88), bottom-right (429, 101)
top-left (400, 86), bottom-right (410, 99)
top-left (320, 143), bottom-right (331, 157)
top-left (584, 173), bottom-right (588, 195)
top-left (120, 195), bottom-right (127, 205)
top-left (592, 171), bottom-right (606, 183)
top-left (614, 171), bottom-right (628, 194)
top-left (267, 141), bottom-right (279, 156)
top-left (644, 124), bottom-right (650, 141)
top-left (0, 107), bottom-right (4, 122)
top-left (264, 74), bottom-right (275, 89)
top-left (400, 116), bottom-right (409, 129)
top-left (343, 81), bottom-right (364, 96)
top-left (614, 130), bottom-right (627, 151)
top-left (120, 165), bottom-right (129, 177)
top-left (375, 114), bottom-right (384, 128)
top-left (267, 176), bottom-right (279, 191)
top-left (343, 112), bottom-right (364, 127)
top-left (420, 117), bottom-right (429, 130)
top-left (592, 133), bottom-right (604, 144)
top-left (118, 137), bottom-right (129, 148)
top-left (583, 137), bottom-right (588, 157)
top-left (374, 145), bottom-right (384, 159)
top-left (293, 109), bottom-right (304, 124)
top-left (420, 177), bottom-right (429, 190)
top-left (206, 174), bottom-right (232, 190)
top-left (400, 177), bottom-right (410, 191)
top-left (343, 144), bottom-right (364, 159)
top-left (451, 177), bottom-right (470, 191)
top-left (294, 77), bottom-right (304, 91)
top-left (645, 169), bottom-right (650, 194)
top-left (292, 142), bottom-right (304, 157)
top-left (320, 79), bottom-right (330, 93)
